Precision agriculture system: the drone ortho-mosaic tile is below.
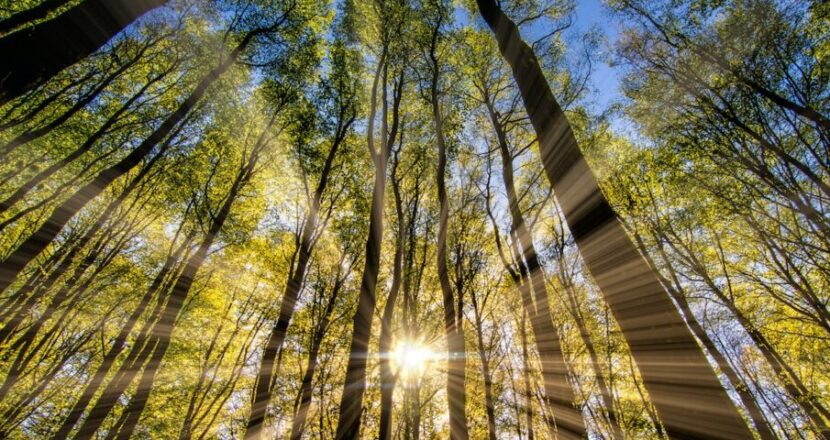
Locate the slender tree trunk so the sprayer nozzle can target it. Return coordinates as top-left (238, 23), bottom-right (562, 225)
top-left (475, 1), bottom-right (752, 437)
top-left (471, 301), bottom-right (497, 440)
top-left (0, 64), bottom-right (171, 215)
top-left (484, 97), bottom-right (584, 437)
top-left (0, 40), bottom-right (151, 160)
top-left (290, 275), bottom-right (345, 440)
top-left (0, 0), bottom-right (73, 35)
top-left (550, 224), bottom-right (623, 439)
top-left (334, 54), bottom-right (402, 440)
top-left (629, 229), bottom-right (776, 440)
top-left (51, 227), bottom-right (192, 439)
top-left (561, 281), bottom-right (623, 440)
top-left (291, 336), bottom-right (324, 440)
top-left (627, 352), bottom-right (664, 437)
top-left (0, 135), bottom-right (175, 361)
top-left (378, 137), bottom-right (406, 440)
top-left (0, 0), bottom-right (167, 105)
top-left (430, 32), bottom-right (468, 440)
top-left (74, 142), bottom-right (259, 439)
top-left (244, 111), bottom-right (348, 439)
top-left (520, 310), bottom-right (535, 440)
top-left (109, 339), bottom-right (166, 440)
top-left (0, 27), bottom-right (260, 296)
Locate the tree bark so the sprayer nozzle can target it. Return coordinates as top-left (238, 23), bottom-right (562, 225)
top-left (334, 58), bottom-right (403, 440)
top-left (290, 273), bottom-right (346, 440)
top-left (0, 0), bottom-right (167, 105)
top-left (475, 1), bottom-right (753, 437)
top-left (630, 229), bottom-right (776, 440)
top-left (520, 310), bottom-right (535, 440)
top-left (483, 96), bottom-right (585, 438)
top-left (550, 220), bottom-right (624, 439)
top-left (244, 111), bottom-right (350, 439)
top-left (51, 231), bottom-right (194, 439)
top-left (0, 63), bottom-right (172, 215)
top-left (470, 291), bottom-right (497, 440)
top-left (378, 135), bottom-right (406, 440)
top-left (430, 24), bottom-right (469, 440)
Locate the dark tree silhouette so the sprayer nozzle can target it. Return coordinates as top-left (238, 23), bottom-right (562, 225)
top-left (0, 0), bottom-right (168, 105)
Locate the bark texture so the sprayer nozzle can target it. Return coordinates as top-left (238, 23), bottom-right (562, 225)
top-left (475, 0), bottom-right (753, 437)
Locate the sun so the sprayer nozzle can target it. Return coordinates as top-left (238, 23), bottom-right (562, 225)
top-left (392, 341), bottom-right (435, 381)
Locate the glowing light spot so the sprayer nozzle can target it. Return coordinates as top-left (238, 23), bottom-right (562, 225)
top-left (392, 341), bottom-right (435, 382)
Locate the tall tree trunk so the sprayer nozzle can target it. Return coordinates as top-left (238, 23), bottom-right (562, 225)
top-left (520, 310), bottom-right (535, 440)
top-left (430, 28), bottom-right (468, 440)
top-left (484, 97), bottom-right (584, 437)
top-left (475, 1), bottom-right (752, 437)
top-left (244, 109), bottom-right (348, 439)
top-left (0, 63), bottom-right (172, 215)
top-left (378, 136), bottom-right (406, 440)
top-left (51, 233), bottom-right (194, 440)
top-left (0, 27), bottom-right (261, 296)
top-left (0, 130), bottom-right (177, 348)
top-left (559, 279), bottom-right (623, 440)
top-left (290, 273), bottom-right (346, 440)
top-left (0, 0), bottom-right (167, 105)
top-left (0, 0), bottom-right (73, 35)
top-left (629, 229), bottom-right (776, 440)
top-left (334, 57), bottom-right (403, 440)
top-left (470, 295), bottom-right (497, 440)
top-left (550, 224), bottom-right (623, 439)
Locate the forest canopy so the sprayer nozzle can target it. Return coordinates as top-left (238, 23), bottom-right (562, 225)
top-left (0, 0), bottom-right (827, 439)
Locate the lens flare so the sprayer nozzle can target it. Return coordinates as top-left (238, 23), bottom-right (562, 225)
top-left (392, 341), bottom-right (435, 382)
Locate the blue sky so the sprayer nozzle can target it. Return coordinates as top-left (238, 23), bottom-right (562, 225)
top-left (450, 0), bottom-right (626, 116)
top-left (573, 0), bottom-right (624, 111)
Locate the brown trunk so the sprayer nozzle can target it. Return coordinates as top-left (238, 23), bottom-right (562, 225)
top-left (483, 95), bottom-right (584, 437)
top-left (334, 55), bottom-right (403, 439)
top-left (520, 310), bottom-right (535, 440)
top-left (378, 132), bottom-right (406, 440)
top-left (470, 292), bottom-right (497, 440)
top-left (290, 272), bottom-right (346, 440)
top-left (562, 283), bottom-right (623, 439)
top-left (244, 106), bottom-right (350, 439)
top-left (630, 228), bottom-right (776, 440)
top-left (0, 0), bottom-right (168, 105)
top-left (475, 1), bottom-right (752, 437)
top-left (551, 220), bottom-right (624, 439)
top-left (0, 0), bottom-right (73, 35)
top-left (0, 63), bottom-right (172, 215)
top-left (52, 232), bottom-right (194, 440)
top-left (0, 40), bottom-right (152, 160)
top-left (430, 24), bottom-right (468, 438)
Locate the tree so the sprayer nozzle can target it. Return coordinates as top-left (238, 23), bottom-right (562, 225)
top-left (474, 0), bottom-right (753, 437)
top-left (0, 0), bottom-right (168, 105)
top-left (245, 35), bottom-right (359, 439)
